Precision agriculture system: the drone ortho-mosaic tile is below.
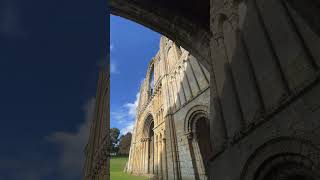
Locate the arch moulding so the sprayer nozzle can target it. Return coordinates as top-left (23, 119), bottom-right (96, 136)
top-left (184, 105), bottom-right (209, 135)
top-left (142, 113), bottom-right (154, 138)
top-left (241, 137), bottom-right (320, 180)
top-left (110, 0), bottom-right (211, 68)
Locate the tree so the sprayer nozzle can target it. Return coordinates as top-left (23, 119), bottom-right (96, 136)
top-left (110, 128), bottom-right (120, 154)
top-left (118, 132), bottom-right (132, 155)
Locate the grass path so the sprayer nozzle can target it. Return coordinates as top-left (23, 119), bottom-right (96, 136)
top-left (110, 156), bottom-right (149, 180)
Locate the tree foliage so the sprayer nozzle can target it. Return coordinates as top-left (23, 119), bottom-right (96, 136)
top-left (118, 132), bottom-right (132, 155)
top-left (110, 128), bottom-right (120, 154)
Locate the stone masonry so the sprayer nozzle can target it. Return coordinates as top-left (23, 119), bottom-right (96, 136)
top-left (83, 70), bottom-right (110, 180)
top-left (127, 36), bottom-right (211, 180)
top-left (111, 0), bottom-right (320, 179)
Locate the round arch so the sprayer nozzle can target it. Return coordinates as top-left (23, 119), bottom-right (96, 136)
top-left (184, 105), bottom-right (209, 134)
top-left (142, 113), bottom-right (154, 138)
top-left (241, 137), bottom-right (320, 180)
top-left (141, 113), bottom-right (156, 174)
top-left (110, 0), bottom-right (320, 66)
top-left (184, 105), bottom-right (211, 180)
top-left (110, 0), bottom-right (211, 67)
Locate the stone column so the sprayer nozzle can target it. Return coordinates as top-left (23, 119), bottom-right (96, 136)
top-left (185, 132), bottom-right (199, 180)
top-left (192, 136), bottom-right (206, 180)
top-left (162, 136), bottom-right (168, 180)
top-left (140, 143), bottom-right (143, 172)
top-left (144, 139), bottom-right (148, 174)
top-left (208, 32), bottom-right (228, 153)
top-left (155, 135), bottom-right (158, 175)
top-left (158, 136), bottom-right (161, 176)
top-left (136, 148), bottom-right (139, 172)
top-left (146, 138), bottom-right (150, 174)
top-left (140, 143), bottom-right (142, 172)
top-left (170, 78), bottom-right (177, 110)
top-left (142, 143), bottom-right (144, 173)
top-left (136, 149), bottom-right (139, 172)
top-left (173, 75), bottom-right (181, 107)
top-left (127, 144), bottom-right (134, 172)
top-left (159, 137), bottom-right (163, 179)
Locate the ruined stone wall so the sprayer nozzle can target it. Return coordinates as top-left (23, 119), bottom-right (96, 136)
top-left (110, 0), bottom-right (320, 178)
top-left (207, 0), bottom-right (320, 180)
top-left (83, 71), bottom-right (109, 180)
top-left (127, 36), bottom-right (211, 180)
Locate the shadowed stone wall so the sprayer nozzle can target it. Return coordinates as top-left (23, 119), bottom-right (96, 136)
top-left (110, 0), bottom-right (320, 179)
top-left (83, 70), bottom-right (109, 180)
top-left (208, 1), bottom-right (320, 180)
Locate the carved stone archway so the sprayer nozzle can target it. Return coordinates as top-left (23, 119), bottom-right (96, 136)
top-left (110, 0), bottom-right (320, 68)
top-left (110, 0), bottom-right (211, 67)
top-left (184, 105), bottom-right (211, 180)
top-left (142, 114), bottom-right (155, 174)
top-left (241, 137), bottom-right (320, 180)
top-left (110, 1), bottom-right (320, 180)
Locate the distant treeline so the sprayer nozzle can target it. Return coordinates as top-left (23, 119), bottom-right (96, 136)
top-left (110, 128), bottom-right (132, 156)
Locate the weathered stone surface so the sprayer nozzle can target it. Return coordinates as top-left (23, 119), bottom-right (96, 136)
top-left (127, 37), bottom-right (211, 180)
top-left (109, 0), bottom-right (320, 179)
top-left (83, 71), bottom-right (110, 180)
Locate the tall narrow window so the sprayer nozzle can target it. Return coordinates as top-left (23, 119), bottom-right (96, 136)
top-left (188, 113), bottom-right (212, 180)
top-left (149, 65), bottom-right (155, 95)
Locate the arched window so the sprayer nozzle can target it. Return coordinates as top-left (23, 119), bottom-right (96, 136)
top-left (188, 116), bottom-right (211, 180)
top-left (241, 139), bottom-right (320, 180)
top-left (142, 114), bottom-right (155, 174)
top-left (185, 106), bottom-right (211, 180)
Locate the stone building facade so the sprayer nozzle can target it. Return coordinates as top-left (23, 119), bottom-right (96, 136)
top-left (83, 70), bottom-right (110, 180)
top-left (111, 0), bottom-right (320, 179)
top-left (127, 36), bottom-right (211, 180)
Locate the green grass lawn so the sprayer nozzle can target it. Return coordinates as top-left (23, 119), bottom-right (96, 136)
top-left (110, 156), bottom-right (149, 180)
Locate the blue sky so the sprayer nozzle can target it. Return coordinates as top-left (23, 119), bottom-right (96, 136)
top-left (110, 15), bottom-right (160, 134)
top-left (0, 0), bottom-right (160, 179)
top-left (0, 0), bottom-right (106, 179)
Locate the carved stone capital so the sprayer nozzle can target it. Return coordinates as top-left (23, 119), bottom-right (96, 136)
top-left (140, 137), bottom-right (150, 142)
top-left (185, 132), bottom-right (193, 140)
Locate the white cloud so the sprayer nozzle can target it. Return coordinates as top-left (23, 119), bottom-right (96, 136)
top-left (111, 92), bottom-right (140, 135)
top-left (111, 110), bottom-right (127, 123)
top-left (110, 62), bottom-right (119, 74)
top-left (110, 44), bottom-right (114, 52)
top-left (46, 97), bottom-right (96, 178)
top-left (124, 92), bottom-right (140, 118)
top-left (110, 43), bottom-right (119, 74)
top-left (121, 121), bottom-right (135, 135)
top-left (140, 78), bottom-right (146, 88)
